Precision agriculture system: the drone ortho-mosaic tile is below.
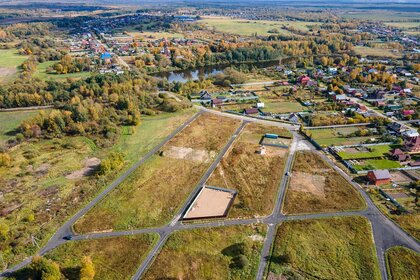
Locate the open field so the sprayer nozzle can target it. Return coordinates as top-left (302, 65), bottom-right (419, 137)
top-left (283, 151), bottom-right (366, 214)
top-left (307, 126), bottom-right (375, 147)
top-left (337, 144), bottom-right (395, 160)
top-left (267, 216), bottom-right (381, 280)
top-left (197, 17), bottom-right (319, 36)
top-left (370, 190), bottom-right (420, 241)
top-left (10, 234), bottom-right (158, 280)
top-left (386, 246), bottom-right (420, 280)
top-left (0, 110), bottom-right (197, 267)
top-left (354, 46), bottom-right (402, 58)
top-left (74, 113), bottom-right (241, 233)
top-left (385, 22), bottom-right (420, 29)
top-left (261, 100), bottom-right (305, 114)
top-left (34, 61), bottom-right (92, 81)
top-left (128, 31), bottom-right (184, 40)
top-left (0, 110), bottom-right (41, 145)
top-left (341, 11), bottom-right (420, 21)
top-left (0, 48), bottom-right (28, 82)
top-left (144, 225), bottom-right (266, 280)
top-left (207, 123), bottom-right (291, 219)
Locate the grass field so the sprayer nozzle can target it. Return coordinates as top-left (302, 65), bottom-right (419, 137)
top-left (385, 22), bottom-right (420, 29)
top-left (128, 31), bottom-right (184, 40)
top-left (144, 225), bottom-right (266, 280)
top-left (353, 159), bottom-right (402, 171)
top-left (282, 151), bottom-right (366, 214)
top-left (354, 46), bottom-right (402, 58)
top-left (74, 113), bottom-right (241, 233)
top-left (337, 144), bottom-right (395, 160)
top-left (197, 17), bottom-right (319, 36)
top-left (10, 235), bottom-right (158, 280)
top-left (261, 99), bottom-right (305, 114)
top-left (267, 216), bottom-right (381, 280)
top-left (307, 127), bottom-right (375, 147)
top-left (34, 61), bottom-right (92, 81)
top-left (206, 123), bottom-right (291, 219)
top-left (0, 110), bottom-right (41, 145)
top-left (0, 110), bottom-right (197, 268)
top-left (386, 246), bottom-right (420, 280)
top-left (0, 48), bottom-right (28, 82)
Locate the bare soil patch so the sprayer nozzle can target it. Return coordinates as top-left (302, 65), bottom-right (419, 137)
top-left (65, 157), bottom-right (100, 179)
top-left (163, 146), bottom-right (215, 162)
top-left (0, 67), bottom-right (16, 80)
top-left (290, 172), bottom-right (326, 198)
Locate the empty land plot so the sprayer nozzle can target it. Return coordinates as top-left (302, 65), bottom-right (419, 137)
top-left (386, 246), bottom-right (420, 280)
top-left (261, 100), bottom-right (305, 114)
top-left (267, 216), bottom-right (381, 280)
top-left (74, 114), bottom-right (241, 233)
top-left (337, 144), bottom-right (395, 160)
top-left (283, 151), bottom-right (365, 214)
top-left (10, 235), bottom-right (158, 280)
top-left (143, 225), bottom-right (266, 280)
top-left (206, 123), bottom-right (291, 218)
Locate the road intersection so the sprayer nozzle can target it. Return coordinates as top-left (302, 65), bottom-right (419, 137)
top-left (1, 109), bottom-right (419, 280)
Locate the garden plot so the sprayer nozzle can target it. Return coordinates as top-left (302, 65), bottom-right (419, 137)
top-left (308, 126), bottom-right (375, 147)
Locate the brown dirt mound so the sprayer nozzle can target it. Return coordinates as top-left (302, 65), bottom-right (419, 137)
top-left (66, 157), bottom-right (100, 179)
top-left (290, 171), bottom-right (326, 198)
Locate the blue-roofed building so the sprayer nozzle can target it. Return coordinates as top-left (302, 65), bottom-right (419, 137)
top-left (100, 52), bottom-right (112, 60)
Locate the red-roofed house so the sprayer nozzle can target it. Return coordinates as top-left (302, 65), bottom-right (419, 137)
top-left (389, 148), bottom-right (410, 162)
top-left (367, 170), bottom-right (391, 185)
top-left (244, 108), bottom-right (259, 115)
top-left (297, 75), bottom-right (311, 86)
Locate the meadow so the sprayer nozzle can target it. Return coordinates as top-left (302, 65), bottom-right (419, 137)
top-left (0, 48), bottom-right (28, 82)
top-left (267, 216), bottom-right (381, 280)
top-left (0, 110), bottom-right (41, 145)
top-left (34, 61), bottom-right (92, 81)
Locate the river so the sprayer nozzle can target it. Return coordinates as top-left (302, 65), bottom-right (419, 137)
top-left (154, 60), bottom-right (280, 83)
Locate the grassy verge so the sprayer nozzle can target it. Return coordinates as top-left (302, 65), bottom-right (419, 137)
top-left (0, 110), bottom-right (196, 268)
top-left (74, 113), bottom-right (241, 233)
top-left (282, 151), bottom-right (366, 214)
top-left (9, 234), bottom-right (158, 280)
top-left (207, 123), bottom-right (291, 218)
top-left (386, 246), bottom-right (420, 280)
top-left (266, 216), bottom-right (381, 280)
top-left (144, 225), bottom-right (266, 280)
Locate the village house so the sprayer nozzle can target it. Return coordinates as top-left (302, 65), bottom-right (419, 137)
top-left (244, 108), bottom-right (260, 115)
top-left (389, 148), bottom-right (410, 162)
top-left (367, 170), bottom-right (391, 186)
top-left (404, 136), bottom-right (420, 153)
